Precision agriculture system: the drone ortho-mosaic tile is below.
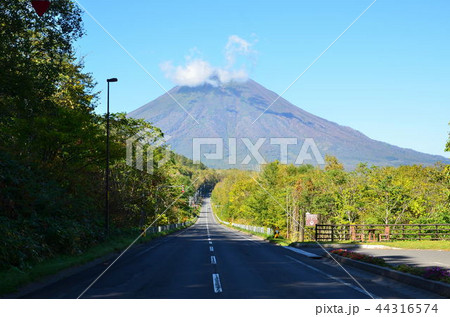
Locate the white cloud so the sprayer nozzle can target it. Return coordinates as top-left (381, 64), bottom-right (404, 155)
top-left (225, 35), bottom-right (254, 67)
top-left (160, 59), bottom-right (215, 87)
top-left (216, 68), bottom-right (248, 83)
top-left (161, 35), bottom-right (256, 87)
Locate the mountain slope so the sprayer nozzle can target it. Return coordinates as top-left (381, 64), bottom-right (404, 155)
top-left (129, 79), bottom-right (449, 169)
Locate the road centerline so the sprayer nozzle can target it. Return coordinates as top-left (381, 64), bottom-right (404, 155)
top-left (212, 273), bottom-right (223, 293)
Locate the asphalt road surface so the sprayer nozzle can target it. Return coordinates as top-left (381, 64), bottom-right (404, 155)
top-left (347, 248), bottom-right (450, 269)
top-left (23, 198), bottom-right (442, 299)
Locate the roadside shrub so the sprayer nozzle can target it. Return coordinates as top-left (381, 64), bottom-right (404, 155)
top-left (423, 266), bottom-right (450, 281)
top-left (0, 215), bottom-right (103, 270)
top-left (330, 249), bottom-right (386, 266)
top-left (396, 264), bottom-right (450, 283)
top-left (0, 154), bottom-right (104, 269)
top-left (395, 264), bottom-right (424, 276)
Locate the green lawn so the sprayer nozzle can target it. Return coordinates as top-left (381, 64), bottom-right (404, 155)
top-left (0, 225), bottom-right (192, 296)
top-left (223, 224), bottom-right (450, 251)
top-left (291, 240), bottom-right (450, 250)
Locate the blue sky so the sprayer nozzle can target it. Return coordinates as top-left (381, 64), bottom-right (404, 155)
top-left (74, 0), bottom-right (449, 157)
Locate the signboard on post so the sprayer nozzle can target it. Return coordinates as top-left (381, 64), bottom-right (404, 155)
top-left (306, 213), bottom-right (319, 226)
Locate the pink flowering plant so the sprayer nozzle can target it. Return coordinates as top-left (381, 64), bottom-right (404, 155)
top-left (423, 266), bottom-right (450, 281)
top-left (330, 249), bottom-right (386, 266)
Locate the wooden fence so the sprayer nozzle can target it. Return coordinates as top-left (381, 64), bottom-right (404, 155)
top-left (315, 224), bottom-right (450, 242)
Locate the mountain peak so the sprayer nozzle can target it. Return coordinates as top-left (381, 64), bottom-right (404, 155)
top-left (171, 78), bottom-right (257, 94)
top-left (129, 79), bottom-right (449, 169)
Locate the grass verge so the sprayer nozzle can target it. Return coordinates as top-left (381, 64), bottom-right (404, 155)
top-left (292, 240), bottom-right (450, 250)
top-left (0, 224), bottom-right (193, 296)
top-left (362, 240), bottom-right (450, 251)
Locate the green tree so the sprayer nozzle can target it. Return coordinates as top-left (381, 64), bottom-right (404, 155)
top-left (324, 155), bottom-right (344, 171)
top-left (446, 122), bottom-right (450, 152)
top-left (0, 1), bottom-right (203, 270)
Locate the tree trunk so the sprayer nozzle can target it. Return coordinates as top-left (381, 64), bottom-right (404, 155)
top-left (293, 205), bottom-right (299, 241)
top-left (299, 210), bottom-right (305, 242)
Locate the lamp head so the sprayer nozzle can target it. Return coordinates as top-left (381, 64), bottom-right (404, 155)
top-left (107, 78), bottom-right (118, 83)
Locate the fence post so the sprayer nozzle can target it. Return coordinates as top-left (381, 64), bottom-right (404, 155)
top-left (350, 225), bottom-right (356, 241)
top-left (299, 223), bottom-right (447, 242)
top-left (420, 224), bottom-right (423, 240)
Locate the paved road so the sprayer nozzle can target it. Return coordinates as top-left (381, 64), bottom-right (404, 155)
top-left (302, 246), bottom-right (450, 269)
top-left (23, 198), bottom-right (442, 299)
top-left (348, 249), bottom-right (450, 269)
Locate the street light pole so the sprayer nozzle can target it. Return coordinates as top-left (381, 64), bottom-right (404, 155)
top-left (105, 78), bottom-right (118, 235)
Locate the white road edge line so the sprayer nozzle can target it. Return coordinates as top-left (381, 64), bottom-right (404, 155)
top-left (210, 202), bottom-right (261, 246)
top-left (212, 273), bottom-right (223, 293)
top-left (211, 256), bottom-right (217, 264)
top-left (210, 246), bottom-right (214, 252)
top-left (285, 255), bottom-right (380, 299)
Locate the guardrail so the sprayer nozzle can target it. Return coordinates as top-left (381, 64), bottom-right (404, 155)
top-left (144, 219), bottom-right (195, 235)
top-left (231, 223), bottom-right (274, 236)
top-left (214, 213), bottom-right (273, 236)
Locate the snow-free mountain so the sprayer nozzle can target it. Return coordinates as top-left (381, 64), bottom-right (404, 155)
top-left (128, 79), bottom-right (449, 169)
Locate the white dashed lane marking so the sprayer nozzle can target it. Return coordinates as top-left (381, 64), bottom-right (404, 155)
top-left (206, 201), bottom-right (223, 294)
top-left (212, 273), bottom-right (222, 293)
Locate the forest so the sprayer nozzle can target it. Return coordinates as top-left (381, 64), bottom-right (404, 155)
top-left (0, 1), bottom-right (210, 271)
top-left (211, 155), bottom-right (450, 239)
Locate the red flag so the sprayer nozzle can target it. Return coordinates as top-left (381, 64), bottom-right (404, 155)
top-left (31, 0), bottom-right (50, 17)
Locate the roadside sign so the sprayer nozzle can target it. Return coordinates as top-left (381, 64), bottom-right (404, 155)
top-left (306, 213), bottom-right (319, 226)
